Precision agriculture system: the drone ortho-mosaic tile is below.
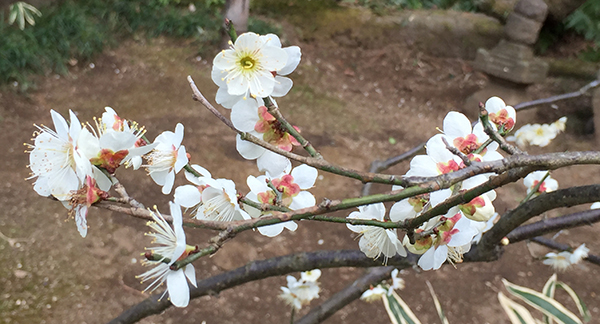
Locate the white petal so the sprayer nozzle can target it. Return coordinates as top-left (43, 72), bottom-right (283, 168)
top-left (289, 191), bottom-right (316, 209)
top-left (291, 164), bottom-right (318, 189)
top-left (174, 146), bottom-right (189, 173)
top-left (389, 199), bottom-right (417, 222)
top-left (257, 151), bottom-right (291, 175)
top-left (50, 109), bottom-right (69, 139)
top-left (161, 171), bottom-right (176, 195)
top-left (167, 269), bottom-right (190, 307)
top-left (236, 134), bottom-right (264, 160)
top-left (406, 155), bottom-right (439, 177)
top-left (279, 46), bottom-right (302, 76)
top-left (258, 223), bottom-right (285, 237)
top-left (271, 76), bottom-right (293, 97)
top-left (184, 264), bottom-right (197, 288)
top-left (246, 175), bottom-right (269, 195)
top-left (443, 111), bottom-right (471, 139)
top-left (231, 99), bottom-right (260, 132)
top-left (174, 185), bottom-right (201, 208)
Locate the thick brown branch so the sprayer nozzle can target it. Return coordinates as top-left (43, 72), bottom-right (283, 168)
top-left (473, 184), bottom-right (600, 261)
top-left (506, 208), bottom-right (600, 243)
top-left (108, 250), bottom-right (418, 324)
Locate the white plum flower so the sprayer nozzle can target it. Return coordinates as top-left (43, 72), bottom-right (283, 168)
top-left (360, 285), bottom-right (387, 302)
top-left (96, 107), bottom-right (153, 170)
top-left (591, 202), bottom-right (600, 209)
top-left (279, 271), bottom-right (321, 310)
top-left (137, 202), bottom-right (197, 307)
top-left (347, 203), bottom-right (406, 262)
top-left (523, 171), bottom-right (558, 197)
top-left (232, 97), bottom-right (295, 175)
top-left (245, 164), bottom-right (317, 237)
top-left (404, 209), bottom-right (478, 271)
top-left (441, 111), bottom-right (503, 162)
top-left (213, 33), bottom-right (301, 108)
top-left (543, 251), bottom-right (572, 272)
top-left (484, 96), bottom-right (516, 133)
top-left (28, 109), bottom-right (93, 200)
top-left (570, 244), bottom-right (589, 264)
top-left (64, 175), bottom-right (109, 238)
top-left (301, 269), bottom-right (321, 283)
top-left (144, 123), bottom-right (188, 195)
top-left (173, 164), bottom-right (218, 215)
top-left (213, 32), bottom-right (288, 98)
top-left (195, 178), bottom-right (251, 222)
top-left (507, 117), bottom-right (567, 148)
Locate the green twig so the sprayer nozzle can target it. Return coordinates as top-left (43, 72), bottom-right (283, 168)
top-left (264, 97), bottom-right (322, 159)
top-left (520, 171), bottom-right (550, 204)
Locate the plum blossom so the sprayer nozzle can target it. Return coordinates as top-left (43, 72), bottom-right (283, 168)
top-left (96, 107), bottom-right (152, 170)
top-left (28, 109), bottom-right (92, 200)
top-left (360, 285), bottom-right (387, 302)
top-left (404, 209), bottom-right (478, 271)
top-left (389, 269), bottom-right (405, 292)
top-left (279, 270), bottom-right (321, 310)
top-left (591, 202), bottom-right (600, 210)
top-left (144, 123), bottom-right (188, 195)
top-left (484, 96), bottom-right (516, 133)
top-left (570, 244), bottom-right (589, 264)
top-left (245, 164), bottom-right (317, 237)
top-left (543, 251), bottom-right (572, 272)
top-left (64, 176), bottom-right (109, 237)
top-left (194, 179), bottom-right (251, 222)
top-left (523, 171), bottom-right (558, 197)
top-left (441, 111), bottom-right (503, 162)
top-left (213, 33), bottom-right (301, 108)
top-left (231, 97), bottom-right (295, 175)
top-left (173, 164), bottom-right (217, 216)
top-left (137, 202), bottom-right (197, 307)
top-left (213, 32), bottom-right (288, 99)
top-left (347, 203), bottom-right (406, 262)
top-left (507, 117), bottom-right (567, 148)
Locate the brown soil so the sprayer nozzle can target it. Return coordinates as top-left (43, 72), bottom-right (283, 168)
top-left (1, 12), bottom-right (599, 324)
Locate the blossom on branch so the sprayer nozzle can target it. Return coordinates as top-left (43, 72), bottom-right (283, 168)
top-left (484, 96), bottom-right (516, 133)
top-left (64, 175), bottom-right (109, 237)
top-left (213, 32), bottom-right (288, 99)
top-left (279, 270), bottom-right (321, 310)
top-left (174, 164), bottom-right (217, 216)
top-left (245, 164), bottom-right (317, 237)
top-left (523, 171), bottom-right (558, 197)
top-left (27, 109), bottom-right (93, 200)
top-left (347, 203), bottom-right (406, 262)
top-left (143, 123), bottom-right (188, 195)
top-left (231, 97), bottom-right (295, 175)
top-left (212, 33), bottom-right (301, 108)
top-left (195, 178), bottom-right (251, 222)
top-left (137, 202), bottom-right (197, 307)
top-left (404, 209), bottom-right (478, 271)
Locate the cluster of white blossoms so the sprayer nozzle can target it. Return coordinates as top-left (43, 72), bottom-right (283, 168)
top-left (347, 97), bottom-right (514, 270)
top-left (27, 108), bottom-right (157, 237)
top-left (279, 269), bottom-right (321, 310)
top-left (506, 116), bottom-right (567, 148)
top-left (543, 244), bottom-right (589, 272)
top-left (27, 30), bottom-right (586, 311)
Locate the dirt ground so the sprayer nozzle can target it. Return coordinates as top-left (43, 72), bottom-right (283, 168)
top-left (1, 8), bottom-right (599, 324)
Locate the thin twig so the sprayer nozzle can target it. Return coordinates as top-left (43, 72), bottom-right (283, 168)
top-left (514, 79), bottom-right (600, 111)
top-left (441, 136), bottom-right (471, 166)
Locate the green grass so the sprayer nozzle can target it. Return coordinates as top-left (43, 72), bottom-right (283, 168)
top-left (0, 0), bottom-right (225, 89)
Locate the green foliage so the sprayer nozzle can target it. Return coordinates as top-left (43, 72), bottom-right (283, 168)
top-left (0, 0), bottom-right (222, 89)
top-left (353, 0), bottom-right (479, 14)
top-left (565, 1), bottom-right (600, 62)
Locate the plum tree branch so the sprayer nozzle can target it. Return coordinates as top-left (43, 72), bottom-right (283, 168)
top-left (506, 208), bottom-right (600, 243)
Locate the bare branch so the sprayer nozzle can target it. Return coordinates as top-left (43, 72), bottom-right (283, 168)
top-left (506, 208), bottom-right (600, 243)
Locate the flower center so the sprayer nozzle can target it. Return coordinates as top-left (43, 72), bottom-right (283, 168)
top-left (240, 56), bottom-right (256, 70)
